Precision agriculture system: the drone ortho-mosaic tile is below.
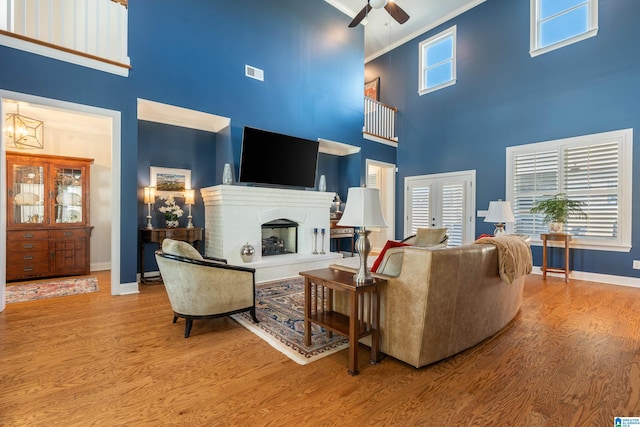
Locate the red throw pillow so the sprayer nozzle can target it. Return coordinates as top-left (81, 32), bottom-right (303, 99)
top-left (371, 240), bottom-right (410, 273)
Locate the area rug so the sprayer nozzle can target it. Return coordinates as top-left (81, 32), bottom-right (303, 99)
top-left (6, 276), bottom-right (99, 304)
top-left (231, 276), bottom-right (348, 365)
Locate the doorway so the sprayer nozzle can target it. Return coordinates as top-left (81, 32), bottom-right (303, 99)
top-left (404, 170), bottom-right (476, 246)
top-left (1, 90), bottom-right (122, 312)
top-left (366, 159), bottom-right (396, 252)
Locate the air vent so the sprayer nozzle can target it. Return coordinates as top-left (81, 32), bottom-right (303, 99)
top-left (245, 65), bottom-right (264, 81)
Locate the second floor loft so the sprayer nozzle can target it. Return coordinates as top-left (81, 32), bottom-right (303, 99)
top-left (364, 97), bottom-right (398, 146)
top-left (0, 0), bottom-right (130, 76)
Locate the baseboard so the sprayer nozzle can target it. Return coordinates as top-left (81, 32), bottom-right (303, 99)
top-left (531, 266), bottom-right (640, 289)
top-left (116, 281), bottom-right (139, 295)
top-left (90, 262), bottom-right (111, 272)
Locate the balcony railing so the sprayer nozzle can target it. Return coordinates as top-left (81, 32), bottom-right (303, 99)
top-left (363, 97), bottom-right (398, 145)
top-left (0, 0), bottom-right (130, 74)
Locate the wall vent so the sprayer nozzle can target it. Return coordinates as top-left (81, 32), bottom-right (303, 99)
top-left (245, 65), bottom-right (264, 81)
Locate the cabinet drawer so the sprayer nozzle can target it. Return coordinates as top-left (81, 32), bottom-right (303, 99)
top-left (164, 229), bottom-right (187, 240)
top-left (8, 240), bottom-right (49, 252)
top-left (50, 228), bottom-right (87, 239)
top-left (7, 261), bottom-right (50, 280)
top-left (8, 250), bottom-right (49, 265)
top-left (7, 230), bottom-right (49, 240)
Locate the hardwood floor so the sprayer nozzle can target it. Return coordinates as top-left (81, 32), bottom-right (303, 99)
top-left (1, 272), bottom-right (639, 426)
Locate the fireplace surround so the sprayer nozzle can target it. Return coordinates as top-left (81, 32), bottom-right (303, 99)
top-left (201, 185), bottom-right (341, 282)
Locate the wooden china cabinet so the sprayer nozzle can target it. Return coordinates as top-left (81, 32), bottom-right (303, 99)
top-left (6, 152), bottom-right (94, 281)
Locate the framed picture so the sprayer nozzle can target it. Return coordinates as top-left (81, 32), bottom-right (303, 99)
top-left (150, 166), bottom-right (191, 197)
top-left (364, 77), bottom-right (380, 101)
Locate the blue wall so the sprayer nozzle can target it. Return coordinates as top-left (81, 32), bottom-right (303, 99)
top-left (366, 0), bottom-right (640, 278)
top-left (0, 0), bottom-right (384, 284)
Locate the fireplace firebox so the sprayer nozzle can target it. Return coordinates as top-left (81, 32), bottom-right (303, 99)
top-left (261, 219), bottom-right (298, 256)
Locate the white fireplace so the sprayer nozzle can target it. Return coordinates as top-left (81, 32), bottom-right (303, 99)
top-left (201, 185), bottom-right (342, 282)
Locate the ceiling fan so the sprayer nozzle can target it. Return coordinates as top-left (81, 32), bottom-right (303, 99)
top-left (349, 0), bottom-right (410, 28)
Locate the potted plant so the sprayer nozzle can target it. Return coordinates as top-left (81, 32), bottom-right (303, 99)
top-left (530, 193), bottom-right (585, 233)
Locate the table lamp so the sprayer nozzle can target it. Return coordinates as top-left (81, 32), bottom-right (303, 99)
top-left (338, 187), bottom-right (388, 283)
top-left (185, 188), bottom-right (195, 229)
top-left (484, 199), bottom-right (515, 236)
top-left (143, 186), bottom-right (156, 230)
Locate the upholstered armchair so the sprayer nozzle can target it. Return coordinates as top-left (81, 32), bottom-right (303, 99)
top-left (155, 239), bottom-right (258, 338)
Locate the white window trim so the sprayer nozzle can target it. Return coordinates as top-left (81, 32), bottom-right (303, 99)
top-left (506, 129), bottom-right (633, 252)
top-left (530, 0), bottom-right (598, 58)
top-left (418, 25), bottom-right (457, 96)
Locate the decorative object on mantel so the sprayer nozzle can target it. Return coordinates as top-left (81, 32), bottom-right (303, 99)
top-left (5, 105), bottom-right (44, 149)
top-left (320, 228), bottom-right (326, 254)
top-left (240, 242), bottom-right (255, 263)
top-left (184, 188), bottom-right (195, 229)
top-left (318, 174), bottom-right (327, 192)
top-left (222, 163), bottom-right (233, 185)
top-left (530, 193), bottom-right (586, 234)
top-left (333, 193), bottom-right (342, 214)
top-left (338, 187), bottom-right (388, 283)
top-left (143, 186), bottom-right (156, 229)
top-left (158, 195), bottom-right (183, 228)
top-left (312, 228), bottom-right (319, 255)
top-left (484, 199), bottom-right (515, 236)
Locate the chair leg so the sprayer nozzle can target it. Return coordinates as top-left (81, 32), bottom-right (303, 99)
top-left (250, 307), bottom-right (259, 323)
top-left (173, 315), bottom-right (178, 324)
top-left (184, 316), bottom-right (193, 338)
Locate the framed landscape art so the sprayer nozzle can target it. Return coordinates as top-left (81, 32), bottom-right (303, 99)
top-left (150, 166), bottom-right (191, 197)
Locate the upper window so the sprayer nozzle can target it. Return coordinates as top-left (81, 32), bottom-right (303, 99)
top-left (530, 0), bottom-right (598, 57)
top-left (419, 26), bottom-right (456, 96)
top-left (506, 129), bottom-right (632, 252)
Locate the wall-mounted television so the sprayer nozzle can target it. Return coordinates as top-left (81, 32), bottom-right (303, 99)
top-left (239, 126), bottom-right (319, 188)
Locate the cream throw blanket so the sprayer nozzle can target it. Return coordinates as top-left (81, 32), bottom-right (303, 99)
top-left (474, 235), bottom-right (533, 284)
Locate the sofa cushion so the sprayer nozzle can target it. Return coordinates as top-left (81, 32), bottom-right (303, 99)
top-left (162, 238), bottom-right (203, 260)
top-left (415, 228), bottom-right (448, 246)
top-left (372, 240), bottom-right (410, 272)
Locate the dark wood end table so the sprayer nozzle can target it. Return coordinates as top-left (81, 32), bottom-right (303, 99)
top-left (300, 268), bottom-right (384, 376)
top-left (139, 227), bottom-right (203, 283)
top-left (541, 232), bottom-right (571, 283)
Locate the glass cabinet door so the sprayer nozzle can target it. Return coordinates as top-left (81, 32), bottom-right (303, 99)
top-left (53, 165), bottom-right (84, 224)
top-left (9, 163), bottom-right (45, 225)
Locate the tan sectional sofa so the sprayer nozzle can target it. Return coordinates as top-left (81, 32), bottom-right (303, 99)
top-left (330, 239), bottom-right (531, 368)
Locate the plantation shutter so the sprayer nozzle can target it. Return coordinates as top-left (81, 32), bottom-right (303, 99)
top-left (564, 141), bottom-right (619, 239)
top-left (512, 150), bottom-right (558, 236)
top-left (408, 185), bottom-right (431, 235)
top-left (441, 183), bottom-right (464, 246)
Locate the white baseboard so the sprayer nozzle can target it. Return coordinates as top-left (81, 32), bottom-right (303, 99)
top-left (90, 262), bottom-right (111, 272)
top-left (531, 266), bottom-right (640, 289)
top-left (116, 281), bottom-right (139, 295)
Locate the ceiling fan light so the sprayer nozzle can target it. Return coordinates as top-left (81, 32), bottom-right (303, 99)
top-left (370, 0), bottom-right (387, 9)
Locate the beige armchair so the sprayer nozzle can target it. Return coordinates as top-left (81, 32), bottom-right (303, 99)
top-left (155, 239), bottom-right (258, 338)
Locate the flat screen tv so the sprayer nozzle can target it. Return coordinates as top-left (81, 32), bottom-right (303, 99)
top-left (239, 126), bottom-right (319, 188)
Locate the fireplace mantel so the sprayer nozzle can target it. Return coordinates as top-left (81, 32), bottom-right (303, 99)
top-left (201, 185), bottom-right (342, 282)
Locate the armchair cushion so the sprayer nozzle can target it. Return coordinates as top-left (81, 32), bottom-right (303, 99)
top-left (162, 238), bottom-right (203, 260)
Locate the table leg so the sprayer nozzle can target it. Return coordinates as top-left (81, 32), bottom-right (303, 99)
top-left (140, 242), bottom-right (146, 283)
top-left (542, 235), bottom-right (548, 280)
top-left (348, 289), bottom-right (359, 376)
top-left (304, 278), bottom-right (312, 347)
top-left (564, 236), bottom-right (570, 283)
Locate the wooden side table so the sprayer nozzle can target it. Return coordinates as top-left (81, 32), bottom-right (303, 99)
top-left (541, 233), bottom-right (571, 283)
top-left (330, 220), bottom-right (355, 256)
top-left (139, 227), bottom-right (203, 283)
top-left (300, 268), bottom-right (383, 376)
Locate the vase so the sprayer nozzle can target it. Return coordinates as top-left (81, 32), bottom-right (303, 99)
top-left (222, 163), bottom-right (233, 185)
top-left (549, 221), bottom-right (564, 233)
top-left (165, 219), bottom-right (179, 229)
top-left (319, 175), bottom-right (326, 192)
top-left (240, 242), bottom-right (255, 262)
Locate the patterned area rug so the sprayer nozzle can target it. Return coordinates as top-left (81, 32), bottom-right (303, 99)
top-left (6, 276), bottom-right (100, 304)
top-left (232, 276), bottom-right (348, 365)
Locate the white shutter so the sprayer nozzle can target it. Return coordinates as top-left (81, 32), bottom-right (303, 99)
top-left (564, 141), bottom-right (619, 239)
top-left (408, 185), bottom-right (431, 234)
top-left (512, 150), bottom-right (558, 236)
top-left (441, 183), bottom-right (464, 246)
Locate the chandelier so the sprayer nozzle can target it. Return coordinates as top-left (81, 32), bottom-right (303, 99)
top-left (5, 105), bottom-right (44, 149)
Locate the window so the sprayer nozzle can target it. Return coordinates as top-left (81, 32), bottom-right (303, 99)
top-left (419, 26), bottom-right (456, 96)
top-left (507, 129), bottom-right (632, 252)
top-left (530, 0), bottom-right (598, 57)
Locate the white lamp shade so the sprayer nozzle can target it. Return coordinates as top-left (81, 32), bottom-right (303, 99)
top-left (337, 187), bottom-right (388, 228)
top-left (184, 188), bottom-right (195, 205)
top-left (484, 200), bottom-right (515, 223)
top-left (143, 186), bottom-right (156, 204)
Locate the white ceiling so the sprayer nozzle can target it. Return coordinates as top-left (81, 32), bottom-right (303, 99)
top-left (326, 0), bottom-right (485, 62)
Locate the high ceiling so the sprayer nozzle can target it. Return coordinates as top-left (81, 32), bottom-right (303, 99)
top-left (326, 0), bottom-right (485, 62)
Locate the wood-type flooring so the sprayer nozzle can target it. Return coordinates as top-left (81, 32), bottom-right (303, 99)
top-left (1, 271), bottom-right (639, 426)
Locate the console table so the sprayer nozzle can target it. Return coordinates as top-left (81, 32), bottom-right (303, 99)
top-left (300, 268), bottom-right (383, 376)
top-left (330, 220), bottom-right (355, 256)
top-left (139, 227), bottom-right (203, 283)
top-left (541, 233), bottom-right (571, 283)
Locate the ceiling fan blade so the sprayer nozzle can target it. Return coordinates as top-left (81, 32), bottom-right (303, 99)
top-left (349, 4), bottom-right (372, 28)
top-left (384, 2), bottom-right (410, 25)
